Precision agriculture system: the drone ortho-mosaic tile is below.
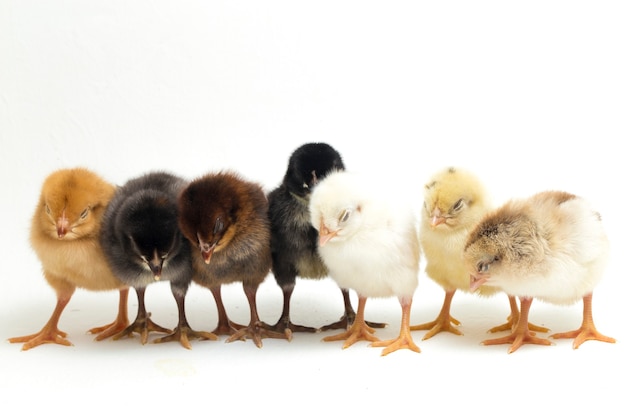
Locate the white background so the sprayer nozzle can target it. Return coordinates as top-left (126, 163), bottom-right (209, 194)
top-left (1, 1), bottom-right (624, 414)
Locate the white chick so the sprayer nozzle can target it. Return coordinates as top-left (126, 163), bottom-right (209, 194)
top-left (413, 167), bottom-right (547, 340)
top-left (309, 170), bottom-right (421, 356)
top-left (464, 190), bottom-right (616, 353)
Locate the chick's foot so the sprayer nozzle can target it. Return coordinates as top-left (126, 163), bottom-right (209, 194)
top-left (113, 313), bottom-right (171, 345)
top-left (153, 325), bottom-right (218, 349)
top-left (9, 327), bottom-right (72, 351)
top-left (226, 321), bottom-right (292, 348)
top-left (372, 328), bottom-right (421, 356)
top-left (90, 288), bottom-right (130, 341)
top-left (489, 296), bottom-right (549, 334)
top-left (410, 316), bottom-right (462, 340)
top-left (263, 317), bottom-right (315, 335)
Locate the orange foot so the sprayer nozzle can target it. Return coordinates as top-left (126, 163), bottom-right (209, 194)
top-left (153, 325), bottom-right (218, 349)
top-left (410, 290), bottom-right (461, 340)
top-left (551, 326), bottom-right (616, 349)
top-left (550, 293), bottom-right (616, 349)
top-left (9, 327), bottom-right (72, 351)
top-left (488, 317), bottom-right (550, 334)
top-left (89, 318), bottom-right (131, 341)
top-left (90, 288), bottom-right (130, 341)
top-left (371, 327), bottom-right (420, 356)
top-left (323, 319), bottom-right (379, 349)
top-left (411, 315), bottom-right (462, 340)
top-left (482, 330), bottom-right (553, 354)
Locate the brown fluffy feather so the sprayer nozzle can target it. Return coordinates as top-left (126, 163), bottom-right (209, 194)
top-left (10, 168), bottom-right (129, 350)
top-left (178, 171), bottom-right (287, 347)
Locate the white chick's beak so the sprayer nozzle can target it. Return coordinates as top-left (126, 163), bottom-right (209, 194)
top-left (469, 274), bottom-right (488, 292)
top-left (430, 208), bottom-right (446, 228)
top-left (318, 222), bottom-right (338, 247)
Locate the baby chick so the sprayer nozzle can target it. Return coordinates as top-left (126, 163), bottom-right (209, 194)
top-left (178, 170), bottom-right (288, 348)
top-left (412, 167), bottom-right (546, 340)
top-left (464, 190), bottom-right (616, 353)
top-left (9, 168), bottom-right (129, 350)
top-left (267, 142), bottom-right (384, 335)
top-left (100, 171), bottom-right (215, 348)
top-left (310, 170), bottom-right (421, 356)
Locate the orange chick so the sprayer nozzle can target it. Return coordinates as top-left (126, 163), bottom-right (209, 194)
top-left (9, 168), bottom-right (129, 350)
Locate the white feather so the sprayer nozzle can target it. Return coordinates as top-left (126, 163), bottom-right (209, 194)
top-left (309, 171), bottom-right (420, 299)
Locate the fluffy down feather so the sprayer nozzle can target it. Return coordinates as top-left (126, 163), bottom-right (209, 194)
top-left (178, 170), bottom-right (288, 348)
top-left (10, 168), bottom-right (129, 350)
top-left (267, 142), bottom-right (379, 335)
top-left (464, 190), bottom-right (615, 352)
top-left (100, 171), bottom-right (215, 348)
top-left (310, 170), bottom-right (421, 355)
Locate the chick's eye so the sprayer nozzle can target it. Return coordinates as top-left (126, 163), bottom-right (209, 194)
top-left (478, 262), bottom-right (489, 273)
top-left (339, 208), bottom-right (351, 223)
top-left (214, 217), bottom-right (224, 235)
top-left (45, 204), bottom-right (51, 215)
top-left (452, 199), bottom-right (464, 212)
top-left (80, 208), bottom-right (90, 219)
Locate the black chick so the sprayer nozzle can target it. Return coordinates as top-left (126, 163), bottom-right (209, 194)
top-left (178, 170), bottom-right (288, 348)
top-left (100, 171), bottom-right (216, 348)
top-left (266, 142), bottom-right (386, 335)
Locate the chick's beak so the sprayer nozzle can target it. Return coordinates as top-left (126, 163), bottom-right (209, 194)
top-left (56, 211), bottom-right (69, 239)
top-left (318, 221), bottom-right (338, 247)
top-left (197, 234), bottom-right (216, 264)
top-left (149, 252), bottom-right (163, 281)
top-left (430, 208), bottom-right (446, 228)
top-left (469, 274), bottom-right (488, 293)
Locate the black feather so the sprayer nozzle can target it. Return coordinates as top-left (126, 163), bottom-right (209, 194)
top-left (267, 142), bottom-right (377, 333)
top-left (100, 171), bottom-right (208, 347)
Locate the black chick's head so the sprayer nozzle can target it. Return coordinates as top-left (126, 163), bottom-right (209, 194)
top-left (118, 190), bottom-right (182, 280)
top-left (178, 172), bottom-right (241, 265)
top-left (284, 142), bottom-right (345, 200)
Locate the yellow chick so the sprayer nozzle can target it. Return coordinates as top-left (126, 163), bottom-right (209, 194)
top-left (412, 167), bottom-right (547, 340)
top-left (464, 190), bottom-right (615, 353)
top-left (9, 168), bottom-right (129, 350)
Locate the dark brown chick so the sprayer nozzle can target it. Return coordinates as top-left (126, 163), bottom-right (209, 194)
top-left (178, 170), bottom-right (289, 348)
top-left (9, 168), bottom-right (129, 350)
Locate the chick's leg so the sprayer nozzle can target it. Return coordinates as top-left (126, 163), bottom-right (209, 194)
top-left (410, 289), bottom-right (461, 340)
top-left (113, 286), bottom-right (170, 344)
top-left (90, 288), bottom-right (131, 341)
top-left (482, 297), bottom-right (553, 353)
top-left (226, 284), bottom-right (292, 348)
top-left (9, 287), bottom-right (75, 351)
top-left (320, 288), bottom-right (387, 331)
top-left (323, 295), bottom-right (379, 349)
top-left (488, 295), bottom-right (550, 334)
top-left (371, 296), bottom-right (421, 355)
top-left (153, 291), bottom-right (217, 349)
top-left (264, 280), bottom-right (318, 334)
top-left (551, 293), bottom-right (616, 349)
top-left (210, 285), bottom-right (245, 335)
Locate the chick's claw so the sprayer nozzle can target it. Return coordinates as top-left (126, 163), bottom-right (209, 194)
top-left (113, 313), bottom-right (171, 345)
top-left (324, 320), bottom-right (379, 349)
top-left (411, 315), bottom-right (462, 340)
top-left (226, 321), bottom-right (292, 348)
top-left (153, 326), bottom-right (218, 350)
top-left (9, 328), bottom-right (72, 351)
